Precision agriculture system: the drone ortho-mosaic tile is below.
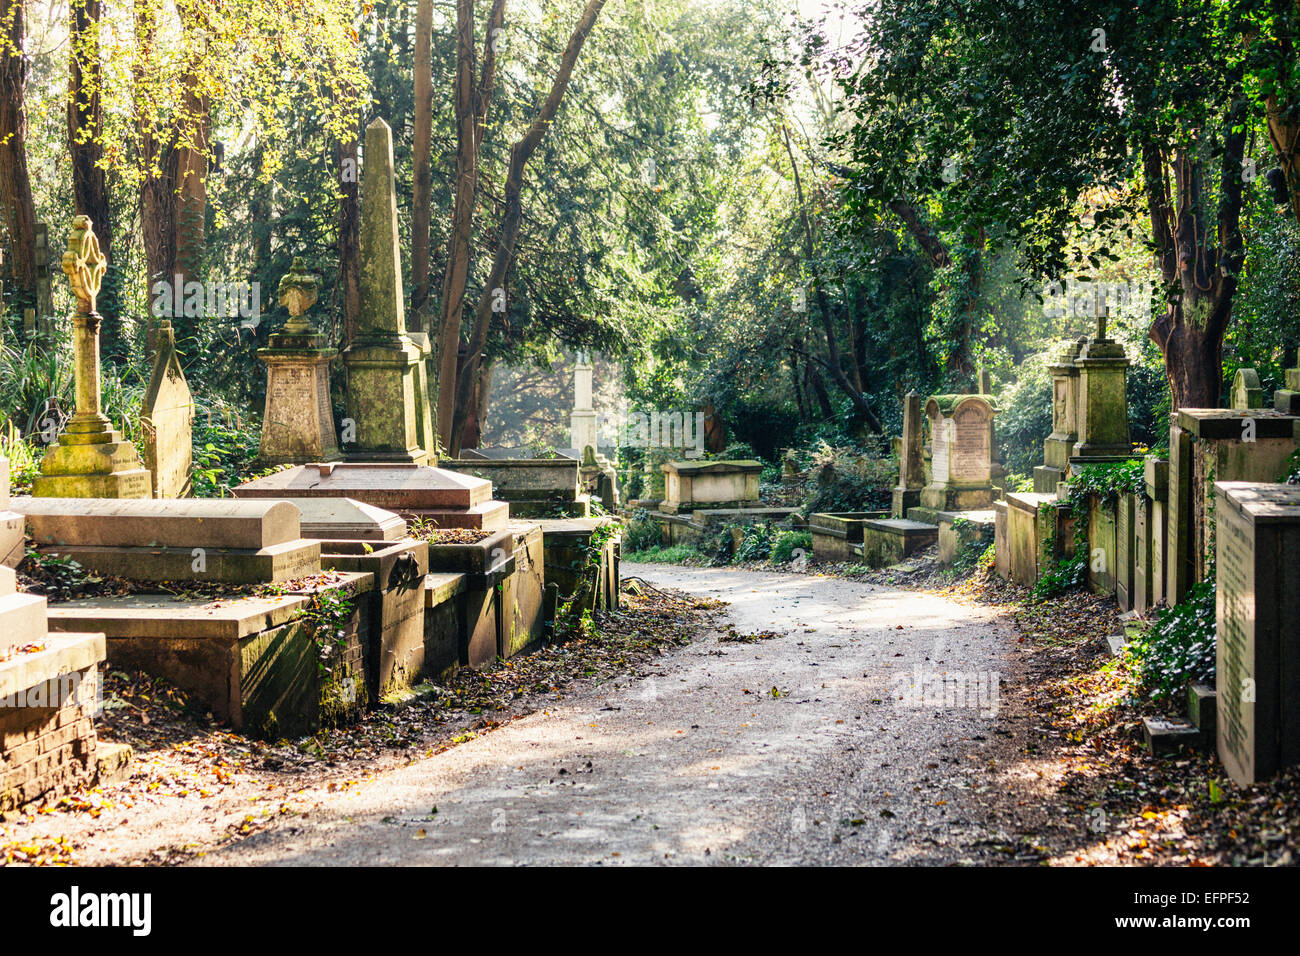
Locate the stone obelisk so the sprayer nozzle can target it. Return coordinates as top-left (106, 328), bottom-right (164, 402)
top-left (33, 216), bottom-right (151, 498)
top-left (341, 118), bottom-right (430, 464)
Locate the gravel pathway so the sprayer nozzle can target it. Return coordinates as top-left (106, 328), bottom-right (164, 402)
top-left (199, 565), bottom-right (1016, 866)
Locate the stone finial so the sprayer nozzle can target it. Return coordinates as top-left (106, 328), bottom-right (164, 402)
top-left (62, 215), bottom-right (106, 315)
top-left (278, 257), bottom-right (319, 333)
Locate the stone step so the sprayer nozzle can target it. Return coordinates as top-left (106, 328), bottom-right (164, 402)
top-left (94, 742), bottom-right (134, 787)
top-left (0, 592), bottom-right (49, 653)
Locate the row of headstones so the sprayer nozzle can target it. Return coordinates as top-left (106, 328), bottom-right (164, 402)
top-left (1072, 358), bottom-right (1300, 788)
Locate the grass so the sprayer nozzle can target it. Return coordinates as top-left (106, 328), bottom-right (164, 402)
top-left (622, 544), bottom-right (702, 564)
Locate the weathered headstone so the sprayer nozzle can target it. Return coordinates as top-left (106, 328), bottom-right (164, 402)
top-left (341, 119), bottom-right (430, 464)
top-left (256, 258), bottom-right (339, 466)
top-left (141, 320), bottom-right (194, 497)
top-left (32, 217), bottom-right (151, 498)
top-left (891, 390), bottom-right (925, 517)
top-left (921, 394), bottom-right (996, 511)
top-left (1230, 367), bottom-right (1264, 410)
top-left (1214, 481), bottom-right (1300, 785)
top-left (570, 352), bottom-right (599, 455)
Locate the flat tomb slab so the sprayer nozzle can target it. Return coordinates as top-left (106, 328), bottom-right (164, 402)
top-left (284, 497), bottom-right (407, 541)
top-left (11, 496), bottom-right (301, 549)
top-left (235, 462), bottom-right (493, 509)
top-left (0, 632), bottom-right (104, 701)
top-left (1177, 408), bottom-right (1299, 440)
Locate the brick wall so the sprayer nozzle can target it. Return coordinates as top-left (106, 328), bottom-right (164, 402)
top-left (0, 663), bottom-right (99, 812)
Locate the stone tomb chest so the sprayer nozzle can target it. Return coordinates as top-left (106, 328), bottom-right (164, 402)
top-left (235, 462), bottom-right (509, 531)
top-left (12, 497), bottom-right (320, 584)
top-left (438, 456), bottom-right (588, 517)
top-left (1214, 482), bottom-right (1300, 786)
top-left (659, 460), bottom-right (762, 514)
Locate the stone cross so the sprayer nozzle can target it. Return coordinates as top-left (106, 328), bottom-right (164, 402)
top-left (1092, 295), bottom-right (1108, 342)
top-left (278, 257), bottom-right (319, 335)
top-left (359, 118), bottom-right (406, 339)
top-left (62, 216), bottom-right (109, 427)
top-left (62, 215), bottom-right (106, 317)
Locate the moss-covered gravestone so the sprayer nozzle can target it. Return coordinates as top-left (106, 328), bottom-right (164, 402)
top-left (1034, 337), bottom-right (1084, 493)
top-left (342, 119), bottom-right (430, 464)
top-left (33, 216), bottom-right (151, 499)
top-left (1230, 368), bottom-right (1264, 410)
top-left (1070, 305), bottom-right (1132, 467)
top-left (1273, 349), bottom-right (1300, 414)
top-left (256, 258), bottom-right (339, 466)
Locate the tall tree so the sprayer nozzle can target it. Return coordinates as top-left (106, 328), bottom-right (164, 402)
top-left (449, 0), bottom-right (607, 454)
top-left (435, 0), bottom-right (506, 447)
top-left (409, 0), bottom-right (434, 326)
top-left (0, 0), bottom-right (37, 310)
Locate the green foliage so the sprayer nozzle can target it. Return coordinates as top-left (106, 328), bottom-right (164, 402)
top-left (17, 548), bottom-right (101, 602)
top-left (771, 528), bottom-right (812, 565)
top-left (733, 522), bottom-right (776, 562)
top-left (995, 353), bottom-right (1054, 479)
top-left (294, 589), bottom-right (357, 682)
top-left (621, 543), bottom-right (701, 564)
top-left (1032, 460), bottom-right (1144, 599)
top-left (800, 441), bottom-right (894, 516)
top-left (1125, 581), bottom-right (1217, 703)
top-left (191, 403), bottom-right (270, 498)
top-left (621, 509), bottom-right (662, 554)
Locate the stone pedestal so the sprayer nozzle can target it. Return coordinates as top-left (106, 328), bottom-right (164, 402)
top-left (257, 261), bottom-right (338, 466)
top-left (1070, 330), bottom-right (1132, 466)
top-left (1035, 338), bottom-right (1084, 492)
top-left (1214, 482), bottom-right (1300, 785)
top-left (341, 119), bottom-right (429, 465)
top-left (1274, 349), bottom-right (1300, 414)
top-left (33, 217), bottom-right (150, 499)
top-left (892, 390), bottom-right (925, 517)
top-left (921, 394), bottom-right (996, 511)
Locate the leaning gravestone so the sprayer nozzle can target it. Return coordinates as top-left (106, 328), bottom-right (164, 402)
top-left (141, 319), bottom-right (194, 497)
top-left (1214, 481), bottom-right (1300, 786)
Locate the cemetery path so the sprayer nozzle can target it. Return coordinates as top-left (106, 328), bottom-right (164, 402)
top-left (194, 565), bottom-right (1017, 866)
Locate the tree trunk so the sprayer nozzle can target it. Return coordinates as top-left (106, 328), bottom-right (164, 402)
top-left (435, 0), bottom-right (506, 448)
top-left (0, 0), bottom-right (38, 308)
top-left (782, 121), bottom-right (882, 432)
top-left (135, 0), bottom-right (174, 302)
top-left (409, 0), bottom-right (434, 326)
top-left (449, 0), bottom-right (606, 455)
top-left (1142, 89), bottom-right (1246, 411)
